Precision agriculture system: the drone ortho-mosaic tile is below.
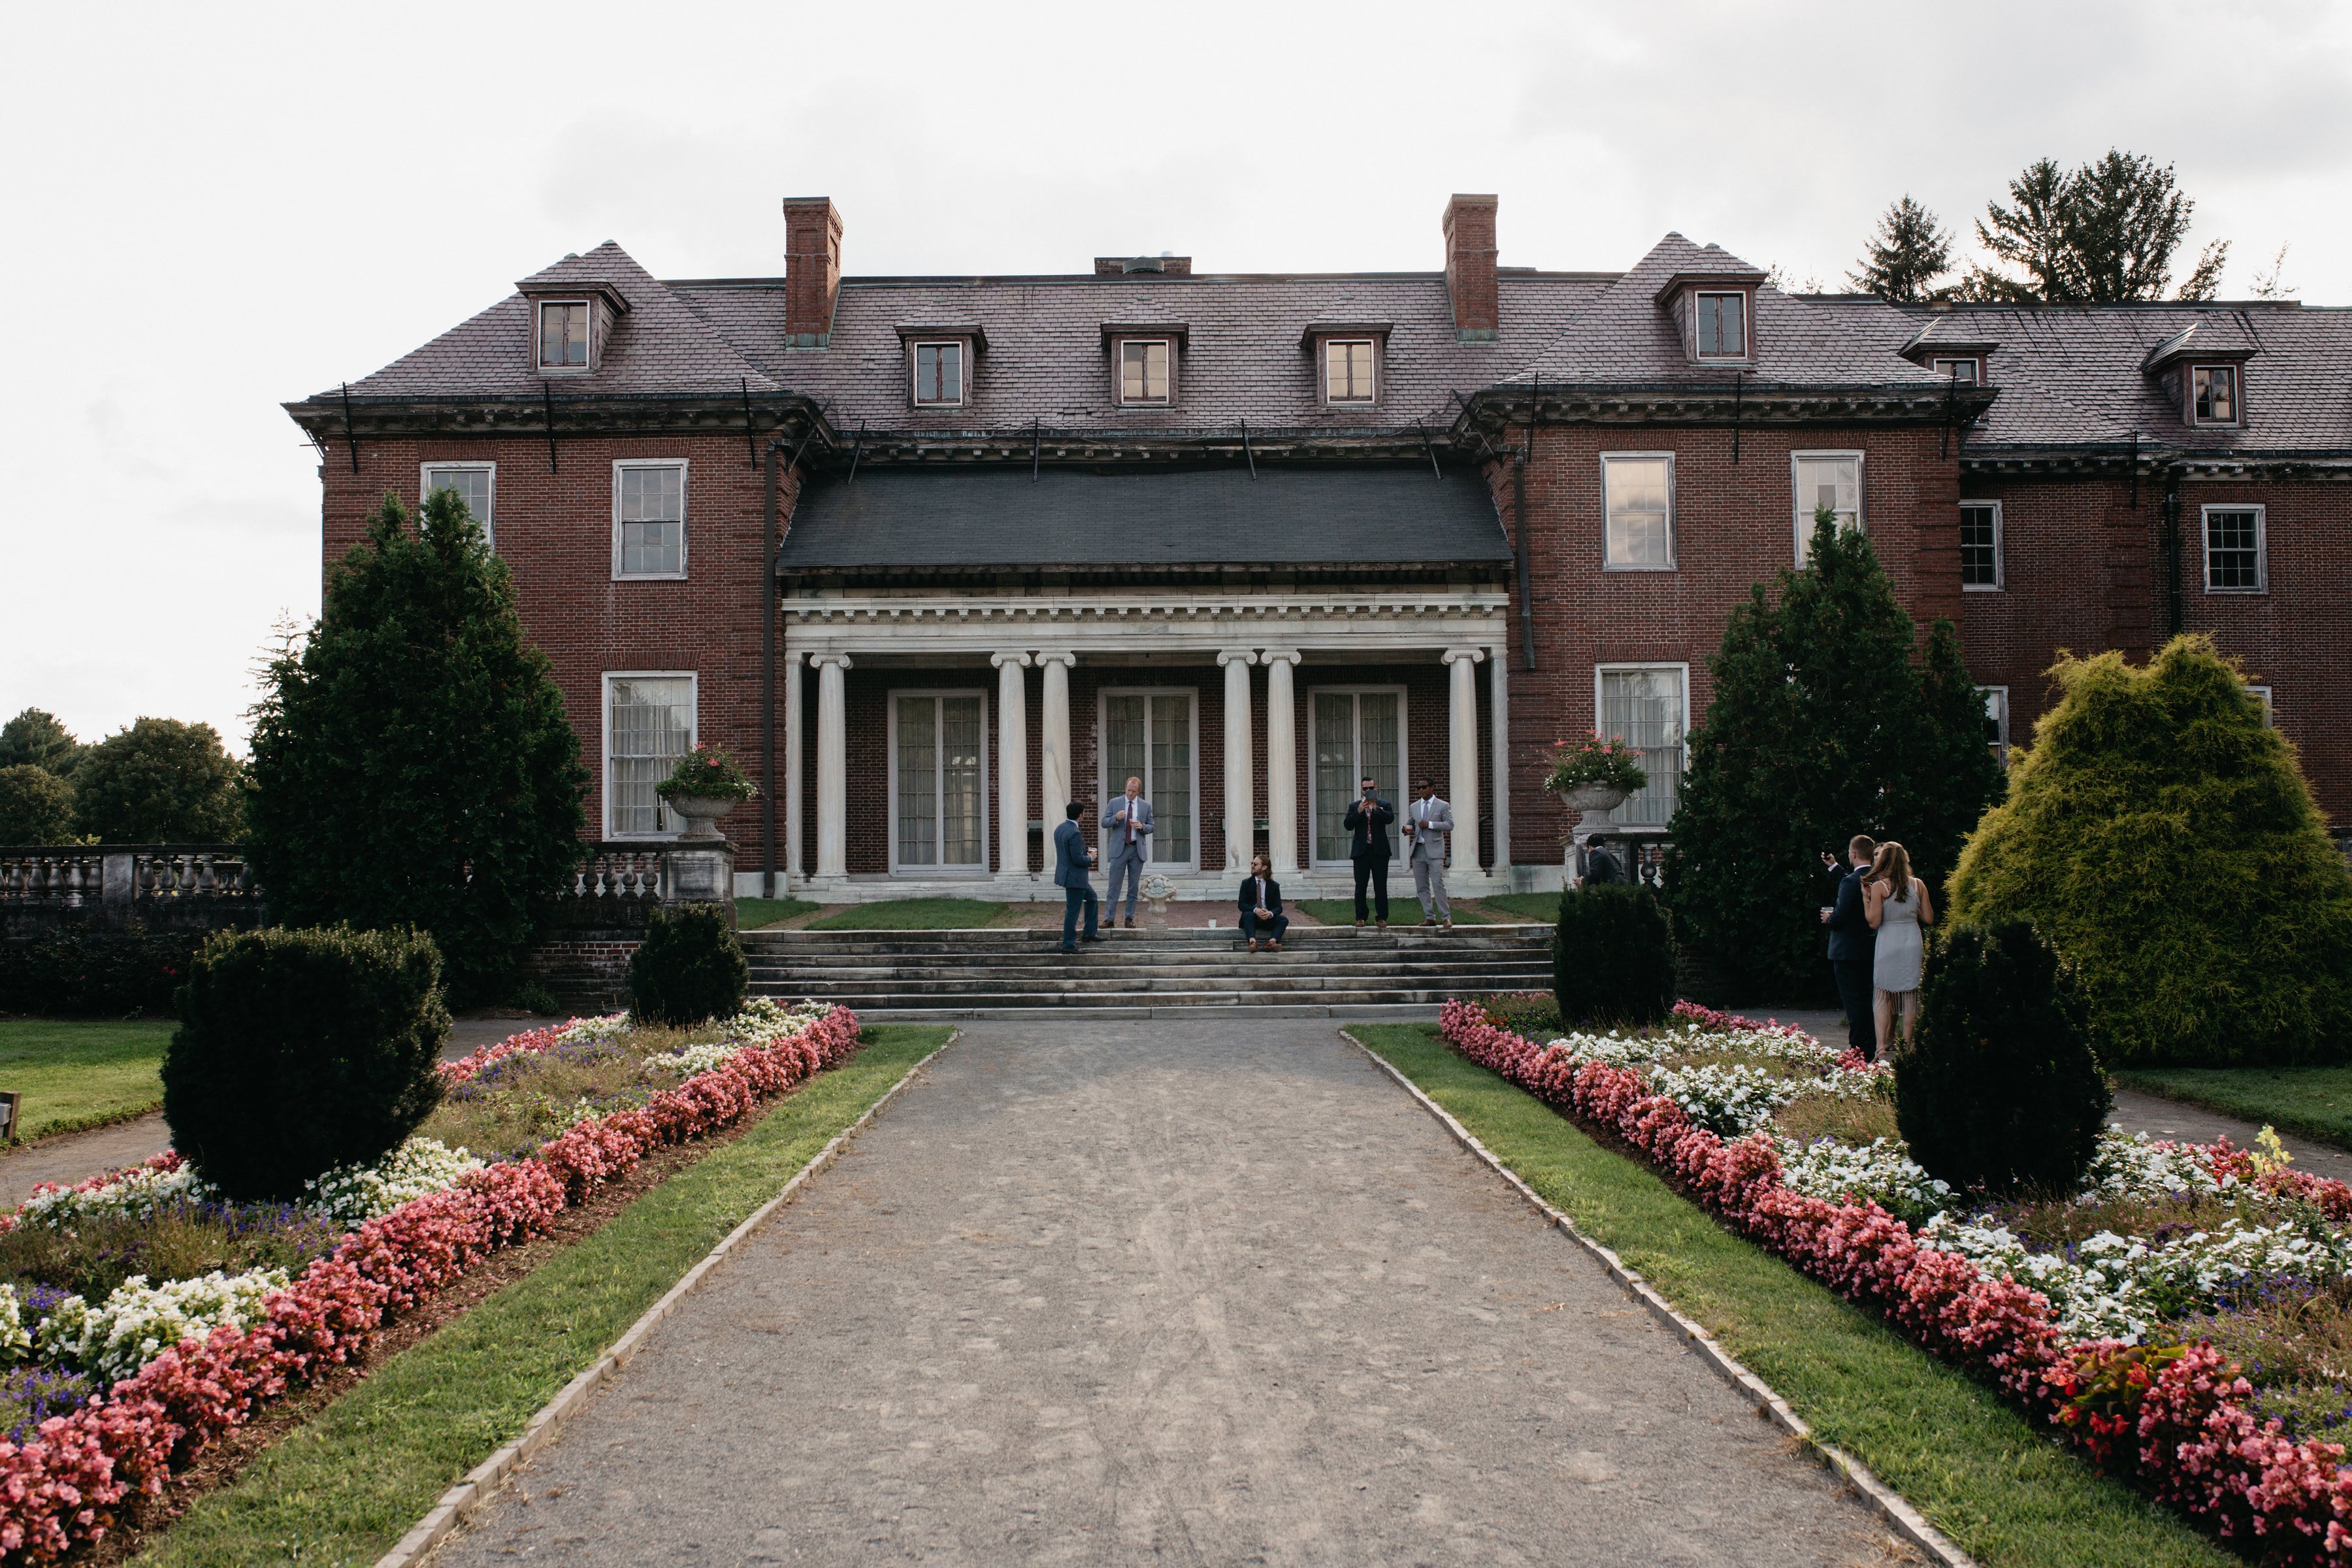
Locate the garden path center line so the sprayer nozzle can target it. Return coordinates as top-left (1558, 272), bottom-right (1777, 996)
top-left (434, 1018), bottom-right (1915, 1566)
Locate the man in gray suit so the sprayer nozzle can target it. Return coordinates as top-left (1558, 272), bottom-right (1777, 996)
top-left (1101, 776), bottom-right (1154, 929)
top-left (1054, 801), bottom-right (1101, 952)
top-left (1403, 776), bottom-right (1456, 930)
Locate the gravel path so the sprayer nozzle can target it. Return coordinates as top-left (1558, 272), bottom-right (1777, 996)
top-left (436, 1019), bottom-right (1914, 1567)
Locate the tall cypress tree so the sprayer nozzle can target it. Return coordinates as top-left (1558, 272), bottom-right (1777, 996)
top-left (1662, 513), bottom-right (2004, 1002)
top-left (246, 489), bottom-right (587, 1005)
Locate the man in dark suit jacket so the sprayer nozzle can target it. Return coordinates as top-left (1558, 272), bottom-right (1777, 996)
top-left (1053, 802), bottom-right (1101, 953)
top-left (1820, 834), bottom-right (1878, 1060)
top-left (1238, 855), bottom-right (1286, 952)
top-left (1343, 776), bottom-right (1395, 928)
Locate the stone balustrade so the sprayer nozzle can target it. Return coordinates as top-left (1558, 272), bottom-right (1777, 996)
top-left (0, 845), bottom-right (260, 911)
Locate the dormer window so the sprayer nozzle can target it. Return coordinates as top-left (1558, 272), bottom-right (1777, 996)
top-left (913, 341), bottom-right (964, 406)
top-left (538, 301), bottom-right (590, 370)
top-left (1695, 293), bottom-right (1747, 358)
top-left (1934, 357), bottom-right (1981, 385)
top-left (2193, 365), bottom-right (2240, 425)
top-left (1119, 338), bottom-right (1172, 405)
top-left (1324, 340), bottom-right (1376, 404)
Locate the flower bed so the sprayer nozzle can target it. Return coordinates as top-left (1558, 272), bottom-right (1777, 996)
top-left (1438, 997), bottom-right (2352, 1561)
top-left (0, 999), bottom-right (858, 1563)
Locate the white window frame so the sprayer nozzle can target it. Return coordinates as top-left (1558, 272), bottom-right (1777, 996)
top-left (909, 340), bottom-right (966, 408)
top-left (1322, 338), bottom-right (1377, 405)
top-left (1983, 686), bottom-right (2010, 766)
top-left (1599, 451), bottom-right (1676, 571)
top-left (1959, 499), bottom-right (2003, 591)
top-left (1094, 686), bottom-right (1203, 873)
top-left (2246, 685), bottom-right (2274, 727)
top-left (1115, 337), bottom-right (1175, 406)
top-left (612, 459), bottom-right (689, 581)
top-left (2191, 364), bottom-right (2243, 428)
top-left (1593, 663), bottom-right (1690, 827)
top-left (1933, 357), bottom-right (1980, 385)
top-left (601, 670), bottom-right (696, 841)
top-left (419, 461), bottom-right (497, 549)
top-left (886, 688), bottom-right (992, 876)
top-left (1305, 684), bottom-right (1412, 870)
top-left (1693, 290), bottom-right (1748, 360)
top-left (1791, 449), bottom-right (1866, 564)
top-left (2201, 503), bottom-right (2266, 595)
top-left (536, 299), bottom-right (593, 373)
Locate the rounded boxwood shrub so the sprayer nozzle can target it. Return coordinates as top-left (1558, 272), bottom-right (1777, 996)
top-left (1895, 919), bottom-right (2110, 1198)
top-left (1554, 883), bottom-right (1676, 1028)
top-left (628, 905), bottom-right (747, 1026)
top-left (163, 925), bottom-right (448, 1202)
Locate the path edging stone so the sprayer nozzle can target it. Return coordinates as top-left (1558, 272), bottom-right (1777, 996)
top-left (1341, 1028), bottom-right (1976, 1568)
top-left (371, 1029), bottom-right (959, 1568)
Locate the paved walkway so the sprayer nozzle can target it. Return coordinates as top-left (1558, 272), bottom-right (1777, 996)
top-left (439, 1020), bottom-right (1910, 1566)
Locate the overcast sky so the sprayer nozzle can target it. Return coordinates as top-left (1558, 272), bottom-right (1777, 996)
top-left (5, 0), bottom-right (2346, 755)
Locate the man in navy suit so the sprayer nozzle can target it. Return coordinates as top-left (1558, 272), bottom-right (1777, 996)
top-left (1343, 776), bottom-right (1395, 928)
top-left (1054, 802), bottom-right (1101, 953)
top-left (1820, 835), bottom-right (1878, 1060)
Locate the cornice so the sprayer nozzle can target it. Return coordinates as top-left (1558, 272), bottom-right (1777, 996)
top-left (1961, 447), bottom-right (2352, 482)
top-left (282, 392), bottom-right (834, 448)
top-left (1454, 381), bottom-right (1998, 439)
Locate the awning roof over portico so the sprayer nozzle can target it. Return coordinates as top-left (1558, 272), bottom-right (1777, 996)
top-left (776, 466), bottom-right (1513, 573)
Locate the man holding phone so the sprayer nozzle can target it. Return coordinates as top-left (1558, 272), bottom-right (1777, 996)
top-left (1820, 836), bottom-right (1878, 1060)
top-left (1343, 776), bottom-right (1395, 929)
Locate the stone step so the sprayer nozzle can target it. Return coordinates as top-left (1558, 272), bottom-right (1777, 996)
top-left (738, 925), bottom-right (1550, 948)
top-left (850, 1003), bottom-right (1447, 1022)
top-left (742, 955), bottom-right (1550, 977)
top-left (765, 972), bottom-right (1545, 998)
top-left (755, 987), bottom-right (1490, 1012)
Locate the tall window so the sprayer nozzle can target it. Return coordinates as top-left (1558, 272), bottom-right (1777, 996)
top-left (1597, 666), bottom-right (1685, 826)
top-left (2193, 365), bottom-right (2239, 425)
top-left (1695, 292), bottom-right (1746, 357)
top-left (1984, 687), bottom-right (2010, 766)
top-left (615, 463), bottom-right (685, 578)
top-left (1119, 339), bottom-right (1171, 404)
top-left (1101, 691), bottom-right (1196, 866)
top-left (423, 465), bottom-right (494, 547)
top-left (1603, 455), bottom-right (1673, 568)
top-left (1324, 339), bottom-right (1375, 404)
top-left (606, 676), bottom-right (693, 837)
top-left (913, 342), bottom-right (964, 406)
top-left (538, 301), bottom-right (589, 369)
top-left (1959, 500), bottom-right (2002, 589)
top-left (2203, 506), bottom-right (2265, 592)
top-left (892, 693), bottom-right (987, 870)
top-left (1791, 453), bottom-right (1863, 564)
top-left (1311, 689), bottom-right (1403, 863)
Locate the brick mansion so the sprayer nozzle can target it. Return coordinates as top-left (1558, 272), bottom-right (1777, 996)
top-left (286, 194), bottom-right (2350, 900)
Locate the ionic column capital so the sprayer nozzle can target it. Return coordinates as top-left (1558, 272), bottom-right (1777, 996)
top-left (1217, 648), bottom-right (1259, 668)
top-left (990, 651), bottom-right (1032, 669)
top-left (808, 652), bottom-right (854, 671)
top-left (1441, 646), bottom-right (1485, 666)
top-left (1034, 649), bottom-right (1078, 669)
top-left (1258, 648), bottom-right (1303, 667)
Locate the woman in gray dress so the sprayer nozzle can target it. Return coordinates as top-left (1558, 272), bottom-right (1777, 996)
top-left (1865, 840), bottom-right (1935, 1056)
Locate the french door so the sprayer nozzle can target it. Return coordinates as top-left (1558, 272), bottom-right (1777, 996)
top-left (1099, 690), bottom-right (1196, 868)
top-left (1311, 688), bottom-right (1405, 864)
top-left (890, 692), bottom-right (988, 872)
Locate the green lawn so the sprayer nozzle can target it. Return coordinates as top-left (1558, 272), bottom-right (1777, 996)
top-left (1293, 898), bottom-right (1491, 926)
top-left (133, 1024), bottom-right (955, 1567)
top-left (0, 1019), bottom-right (174, 1139)
top-left (2115, 1064), bottom-right (2352, 1152)
top-left (1475, 892), bottom-right (1562, 923)
top-left (1348, 1022), bottom-right (2231, 1568)
top-left (803, 897), bottom-right (1005, 931)
top-left (734, 896), bottom-right (823, 930)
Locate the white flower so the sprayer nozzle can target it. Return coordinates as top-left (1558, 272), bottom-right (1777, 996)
top-left (18, 1163), bottom-right (214, 1230)
top-left (37, 1267), bottom-right (290, 1382)
top-left (0, 1284), bottom-right (33, 1362)
top-left (640, 1042), bottom-right (744, 1078)
top-left (1777, 1137), bottom-right (1952, 1224)
top-left (1647, 1062), bottom-right (1803, 1136)
top-left (304, 1137), bottom-right (483, 1226)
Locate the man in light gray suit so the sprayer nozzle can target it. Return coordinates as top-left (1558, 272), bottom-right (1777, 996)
top-left (1403, 776), bottom-right (1455, 930)
top-left (1101, 776), bottom-right (1154, 929)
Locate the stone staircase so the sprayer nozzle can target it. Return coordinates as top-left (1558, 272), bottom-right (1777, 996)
top-left (740, 923), bottom-right (1553, 1020)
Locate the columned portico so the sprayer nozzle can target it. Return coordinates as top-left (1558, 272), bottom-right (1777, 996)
top-left (1037, 650), bottom-right (1076, 824)
top-left (1443, 647), bottom-right (1483, 872)
top-left (1262, 650), bottom-right (1301, 875)
top-left (992, 652), bottom-right (1032, 887)
top-left (811, 653), bottom-right (852, 879)
top-left (1218, 650), bottom-right (1256, 873)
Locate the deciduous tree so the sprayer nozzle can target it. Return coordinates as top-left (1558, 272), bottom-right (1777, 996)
top-left (1963, 150), bottom-right (2227, 302)
top-left (73, 718), bottom-right (244, 843)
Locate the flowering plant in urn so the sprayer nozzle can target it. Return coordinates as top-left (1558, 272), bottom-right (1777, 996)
top-left (655, 744), bottom-right (755, 839)
top-left (1543, 733), bottom-right (1646, 803)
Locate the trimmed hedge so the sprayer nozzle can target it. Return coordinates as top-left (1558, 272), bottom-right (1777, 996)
top-left (0, 926), bottom-right (204, 1018)
top-left (1554, 883), bottom-right (1676, 1027)
top-left (628, 905), bottom-right (748, 1026)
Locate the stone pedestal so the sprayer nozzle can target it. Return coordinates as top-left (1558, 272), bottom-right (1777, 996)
top-left (664, 843), bottom-right (737, 926)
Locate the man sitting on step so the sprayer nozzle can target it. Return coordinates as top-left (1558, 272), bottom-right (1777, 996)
top-left (1238, 853), bottom-right (1287, 953)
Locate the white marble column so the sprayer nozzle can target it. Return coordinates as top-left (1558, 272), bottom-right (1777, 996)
top-left (1261, 649), bottom-right (1301, 875)
top-left (993, 652), bottom-right (1032, 883)
top-left (783, 648), bottom-right (805, 884)
top-left (1487, 645), bottom-right (1510, 872)
top-left (1037, 651), bottom-right (1075, 827)
top-left (1218, 649), bottom-right (1258, 872)
top-left (1443, 648), bottom-right (1483, 872)
top-left (811, 653), bottom-right (852, 879)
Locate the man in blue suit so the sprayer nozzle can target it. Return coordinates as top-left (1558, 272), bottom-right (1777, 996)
top-left (1101, 776), bottom-right (1154, 929)
top-left (1054, 801), bottom-right (1102, 953)
top-left (1820, 835), bottom-right (1878, 1060)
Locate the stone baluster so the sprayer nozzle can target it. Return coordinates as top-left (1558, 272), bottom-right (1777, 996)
top-left (195, 854), bottom-right (218, 897)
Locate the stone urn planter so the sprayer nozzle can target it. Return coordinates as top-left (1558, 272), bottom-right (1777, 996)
top-left (1142, 872), bottom-right (1174, 929)
top-left (662, 794), bottom-right (742, 842)
top-left (1556, 783), bottom-right (1631, 884)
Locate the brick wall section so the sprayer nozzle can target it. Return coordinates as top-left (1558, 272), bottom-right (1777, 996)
top-left (523, 933), bottom-right (640, 1013)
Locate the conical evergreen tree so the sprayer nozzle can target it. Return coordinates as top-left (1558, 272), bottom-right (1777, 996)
top-left (1663, 512), bottom-right (2004, 1001)
top-left (246, 489), bottom-right (587, 1005)
top-left (1848, 195), bottom-right (1955, 301)
top-left (1949, 635), bottom-right (2352, 1066)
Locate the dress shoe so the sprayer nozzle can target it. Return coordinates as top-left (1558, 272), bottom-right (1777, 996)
top-left (1354, 919), bottom-right (1367, 929)
top-left (1377, 919), bottom-right (1388, 930)
top-left (1442, 919), bottom-right (1454, 930)
top-left (1421, 918), bottom-right (1437, 926)
top-left (1122, 918), bottom-right (1135, 929)
top-left (1267, 939), bottom-right (1282, 951)
top-left (1081, 934), bottom-right (1104, 943)
top-left (1247, 939), bottom-right (1258, 953)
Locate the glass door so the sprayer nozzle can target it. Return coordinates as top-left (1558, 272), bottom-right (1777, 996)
top-left (892, 693), bottom-right (987, 872)
top-left (1100, 691), bottom-right (1195, 867)
top-left (1311, 689), bottom-right (1404, 864)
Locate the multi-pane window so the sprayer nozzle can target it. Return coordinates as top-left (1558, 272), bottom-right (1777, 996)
top-left (2246, 685), bottom-right (2274, 727)
top-left (1602, 455), bottom-right (1673, 568)
top-left (1599, 667), bottom-right (1686, 826)
top-left (2204, 506), bottom-right (2265, 592)
top-left (1695, 292), bottom-right (1746, 357)
top-left (2193, 365), bottom-right (2239, 425)
top-left (615, 464), bottom-right (685, 578)
top-left (1102, 691), bottom-right (1196, 866)
top-left (606, 676), bottom-right (693, 836)
top-left (1792, 453), bottom-right (1863, 563)
top-left (1119, 339), bottom-right (1172, 404)
top-left (1934, 357), bottom-right (1980, 385)
top-left (1311, 690), bottom-right (1403, 863)
top-left (913, 342), bottom-right (963, 406)
top-left (892, 693), bottom-right (987, 870)
top-left (1324, 340), bottom-right (1375, 404)
top-left (1959, 500), bottom-right (2002, 590)
top-left (538, 301), bottom-right (589, 369)
top-left (423, 465), bottom-right (494, 547)
top-left (1983, 687), bottom-right (2010, 766)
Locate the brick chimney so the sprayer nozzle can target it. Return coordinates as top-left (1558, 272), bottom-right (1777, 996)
top-left (781, 197), bottom-right (843, 347)
top-left (1443, 194), bottom-right (1499, 342)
